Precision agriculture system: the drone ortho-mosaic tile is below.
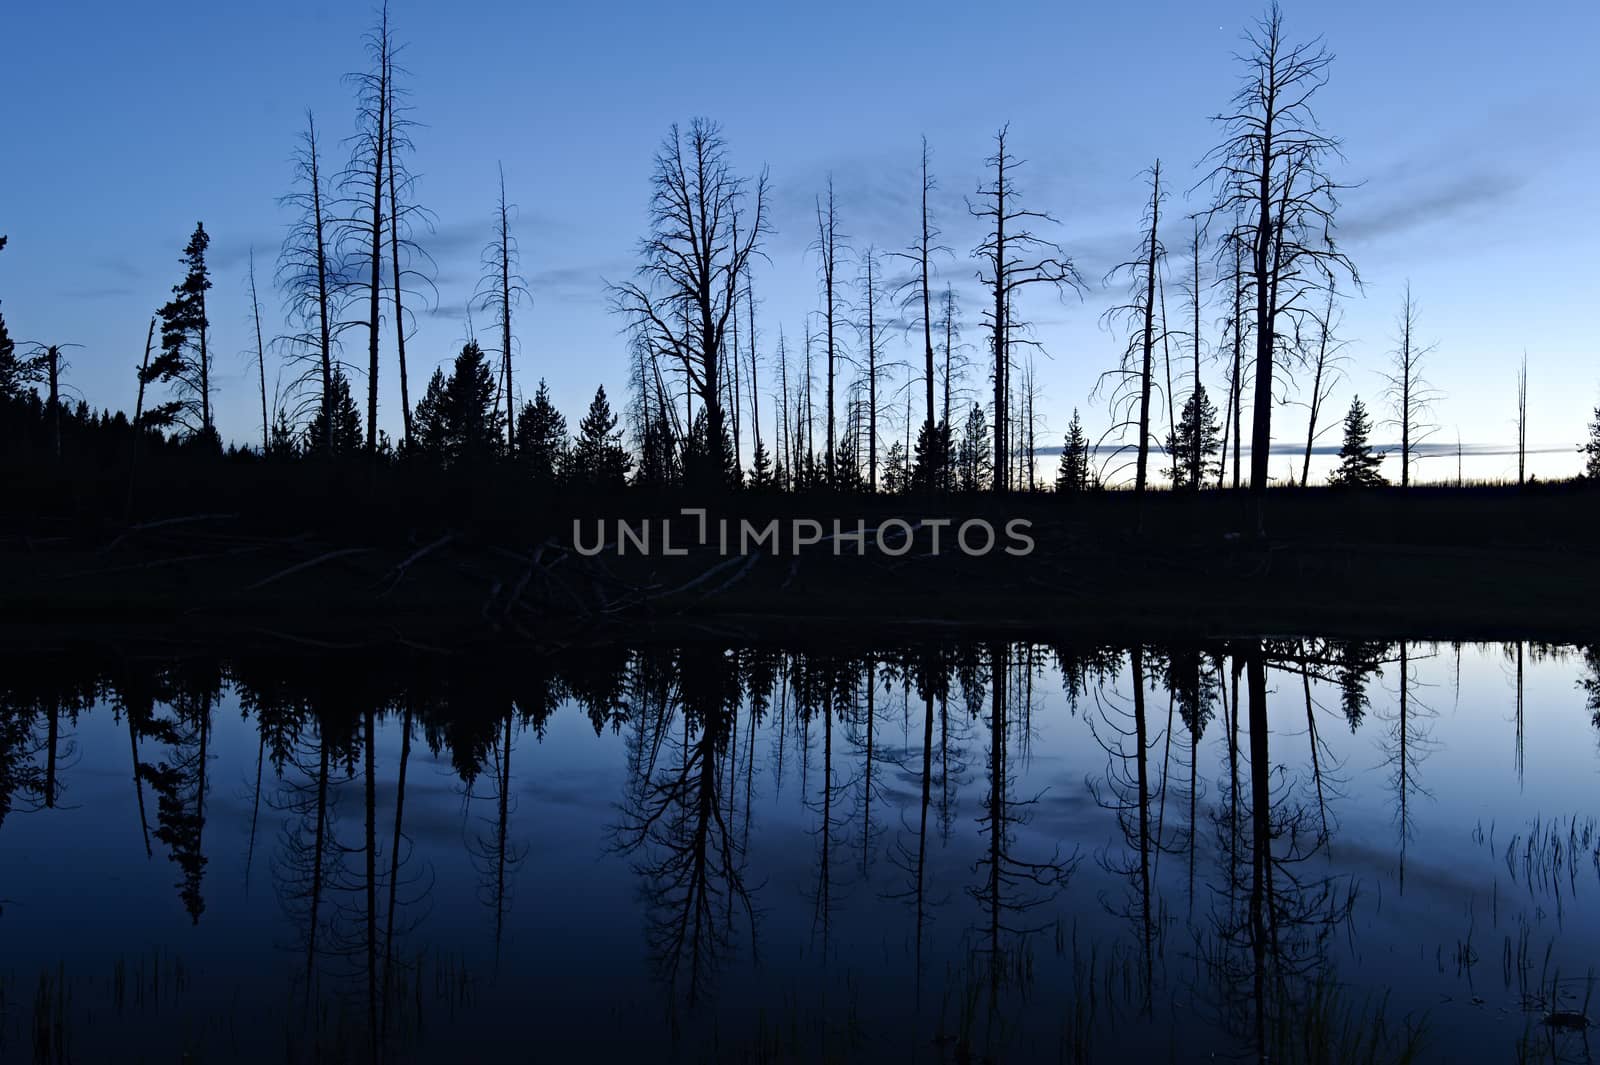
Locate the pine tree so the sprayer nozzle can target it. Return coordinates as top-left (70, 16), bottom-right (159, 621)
top-left (1582, 404), bottom-right (1600, 480)
top-left (146, 223), bottom-right (216, 445)
top-left (911, 419), bottom-right (953, 493)
top-left (1055, 408), bottom-right (1090, 494)
top-left (411, 342), bottom-right (504, 467)
top-left (304, 366), bottom-right (363, 455)
top-left (956, 404), bottom-right (992, 492)
top-left (569, 385), bottom-right (632, 489)
top-left (1329, 396), bottom-right (1386, 487)
top-left (748, 440), bottom-right (773, 490)
top-left (0, 236), bottom-right (20, 401)
top-left (411, 368), bottom-right (449, 460)
top-left (1165, 386), bottom-right (1222, 490)
top-left (515, 379), bottom-right (570, 487)
top-left (882, 440), bottom-right (909, 494)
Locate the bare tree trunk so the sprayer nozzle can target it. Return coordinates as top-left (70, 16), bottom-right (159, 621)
top-left (1136, 166), bottom-right (1160, 497)
top-left (1190, 223), bottom-right (1203, 491)
top-left (389, 120), bottom-right (412, 447)
top-left (919, 139), bottom-right (936, 445)
top-left (1516, 352), bottom-right (1528, 486)
top-left (1301, 286), bottom-right (1336, 487)
top-left (818, 182), bottom-right (840, 486)
top-left (364, 6), bottom-right (390, 452)
top-left (126, 319), bottom-right (156, 518)
top-left (1231, 240), bottom-right (1243, 489)
top-left (498, 166), bottom-right (514, 453)
top-left (866, 252), bottom-right (878, 491)
top-left (249, 250), bottom-right (269, 453)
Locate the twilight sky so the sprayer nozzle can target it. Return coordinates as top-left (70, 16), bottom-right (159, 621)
top-left (3, 0), bottom-right (1596, 482)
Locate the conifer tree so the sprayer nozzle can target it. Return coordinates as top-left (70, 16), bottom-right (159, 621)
top-left (882, 440), bottom-right (909, 495)
top-left (0, 236), bottom-right (20, 400)
top-left (1581, 404), bottom-right (1600, 480)
top-left (147, 223), bottom-right (216, 444)
top-left (1055, 408), bottom-right (1090, 493)
top-left (516, 379), bottom-right (570, 488)
top-left (569, 385), bottom-right (633, 489)
top-left (304, 366), bottom-right (363, 455)
top-left (956, 404), bottom-right (992, 492)
top-left (441, 340), bottom-right (503, 466)
top-left (411, 367), bottom-right (449, 459)
top-left (1165, 385), bottom-right (1222, 490)
top-left (1329, 396), bottom-right (1386, 487)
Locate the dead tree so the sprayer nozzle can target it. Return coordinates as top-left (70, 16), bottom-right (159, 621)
top-left (277, 111), bottom-right (342, 455)
top-left (339, 1), bottom-right (394, 452)
top-left (476, 164), bottom-right (528, 454)
top-left (1380, 283), bottom-right (1440, 487)
top-left (384, 53), bottom-right (431, 449)
top-left (970, 125), bottom-right (1085, 491)
top-left (1096, 162), bottom-right (1165, 497)
top-left (1202, 3), bottom-right (1358, 508)
top-left (1516, 351), bottom-right (1528, 485)
top-left (247, 249), bottom-right (270, 453)
top-left (813, 179), bottom-right (846, 485)
top-left (612, 119), bottom-right (768, 489)
top-left (856, 247), bottom-right (891, 490)
top-left (1298, 285), bottom-right (1349, 486)
top-left (893, 137), bottom-right (950, 474)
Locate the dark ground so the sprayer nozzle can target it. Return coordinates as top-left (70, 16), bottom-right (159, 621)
top-left (4, 455), bottom-right (1596, 649)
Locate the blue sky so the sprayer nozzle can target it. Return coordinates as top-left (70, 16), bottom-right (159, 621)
top-left (3, 0), bottom-right (1596, 482)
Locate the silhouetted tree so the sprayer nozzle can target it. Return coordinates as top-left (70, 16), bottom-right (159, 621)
top-left (305, 365), bottom-right (364, 455)
top-left (1203, 3), bottom-right (1358, 508)
top-left (813, 179), bottom-right (846, 485)
top-left (613, 119), bottom-right (767, 491)
top-left (277, 111), bottom-right (343, 455)
top-left (957, 403), bottom-right (992, 492)
top-left (1582, 403), bottom-right (1600, 480)
top-left (247, 249), bottom-right (270, 453)
top-left (340, 1), bottom-right (395, 452)
top-left (515, 378), bottom-right (569, 488)
top-left (385, 48), bottom-right (430, 449)
top-left (855, 247), bottom-right (889, 490)
top-left (147, 222), bottom-right (217, 444)
top-left (1097, 162), bottom-right (1165, 498)
top-left (1055, 408), bottom-right (1090, 493)
top-left (1298, 285), bottom-right (1348, 487)
top-left (1515, 352), bottom-right (1528, 485)
top-left (896, 137), bottom-right (950, 490)
top-left (568, 385), bottom-right (632, 489)
top-left (476, 165), bottom-right (527, 455)
top-left (1328, 396), bottom-right (1385, 487)
top-left (1381, 283), bottom-right (1439, 487)
top-left (971, 125), bottom-right (1085, 491)
top-left (412, 341), bottom-right (504, 466)
top-left (1166, 384), bottom-right (1222, 490)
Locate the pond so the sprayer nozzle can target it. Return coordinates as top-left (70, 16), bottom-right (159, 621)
top-left (2, 637), bottom-right (1597, 1063)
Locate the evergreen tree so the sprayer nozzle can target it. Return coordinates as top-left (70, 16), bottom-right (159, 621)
top-left (1582, 404), bottom-right (1600, 480)
top-left (267, 408), bottom-right (299, 458)
top-left (515, 379), bottom-right (570, 487)
top-left (1055, 408), bottom-right (1090, 494)
top-left (881, 440), bottom-right (908, 494)
top-left (568, 385), bottom-right (633, 490)
top-left (442, 340), bottom-right (504, 465)
top-left (1329, 396), bottom-right (1387, 487)
top-left (304, 366), bottom-right (363, 454)
top-left (911, 419), bottom-right (954, 493)
top-left (956, 404), bottom-right (992, 492)
top-left (411, 367), bottom-right (450, 459)
top-left (1165, 385), bottom-right (1222, 489)
top-left (748, 440), bottom-right (774, 490)
top-left (146, 223), bottom-right (217, 446)
top-left (409, 342), bottom-right (504, 466)
top-left (686, 409), bottom-right (740, 491)
top-left (0, 236), bottom-right (20, 401)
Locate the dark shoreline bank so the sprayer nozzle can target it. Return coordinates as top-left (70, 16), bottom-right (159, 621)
top-left (4, 486), bottom-right (1596, 649)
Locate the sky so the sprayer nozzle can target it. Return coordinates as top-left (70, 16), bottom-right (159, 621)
top-left (3, 0), bottom-right (1596, 483)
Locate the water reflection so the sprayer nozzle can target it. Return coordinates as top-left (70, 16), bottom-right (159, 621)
top-left (0, 638), bottom-right (1597, 1062)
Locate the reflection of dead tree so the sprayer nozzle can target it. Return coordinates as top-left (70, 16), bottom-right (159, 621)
top-left (466, 710), bottom-right (527, 963)
top-left (885, 650), bottom-right (954, 1001)
top-left (611, 647), bottom-right (756, 1007)
top-left (1201, 643), bottom-right (1357, 1062)
top-left (970, 642), bottom-right (1078, 1009)
top-left (1088, 646), bottom-right (1179, 1008)
top-left (1379, 641), bottom-right (1437, 892)
top-left (270, 716), bottom-right (351, 1008)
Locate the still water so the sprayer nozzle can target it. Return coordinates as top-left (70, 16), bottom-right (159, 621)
top-left (2, 638), bottom-right (1597, 1063)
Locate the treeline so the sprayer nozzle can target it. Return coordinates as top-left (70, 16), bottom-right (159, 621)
top-left (5, 4), bottom-right (1600, 504)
